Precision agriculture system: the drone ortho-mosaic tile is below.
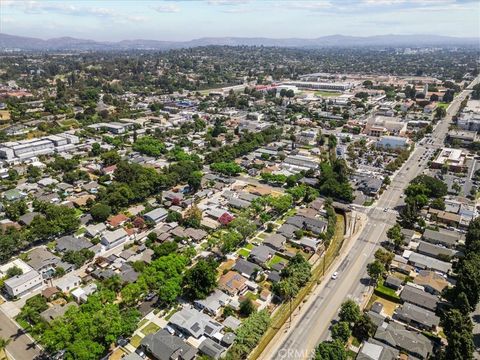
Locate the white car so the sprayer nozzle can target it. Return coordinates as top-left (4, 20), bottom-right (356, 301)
top-left (331, 272), bottom-right (338, 280)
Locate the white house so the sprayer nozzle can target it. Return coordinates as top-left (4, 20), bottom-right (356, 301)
top-left (143, 207), bottom-right (168, 224)
top-left (55, 274), bottom-right (82, 293)
top-left (101, 228), bottom-right (129, 249)
top-left (4, 270), bottom-right (44, 298)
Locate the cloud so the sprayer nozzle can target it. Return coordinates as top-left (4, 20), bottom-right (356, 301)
top-left (153, 3), bottom-right (181, 13)
top-left (1, 1), bottom-right (148, 22)
top-left (207, 0), bottom-right (251, 5)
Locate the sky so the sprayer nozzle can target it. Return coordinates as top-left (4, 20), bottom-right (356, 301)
top-left (0, 0), bottom-right (479, 41)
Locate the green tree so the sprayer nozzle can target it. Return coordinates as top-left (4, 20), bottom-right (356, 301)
top-left (183, 259), bottom-right (218, 300)
top-left (331, 321), bottom-right (351, 344)
top-left (338, 300), bottom-right (361, 325)
top-left (239, 298), bottom-right (256, 317)
top-left (386, 224), bottom-right (404, 249)
top-left (314, 340), bottom-right (347, 360)
top-left (367, 260), bottom-right (385, 285)
top-left (90, 203), bottom-right (112, 222)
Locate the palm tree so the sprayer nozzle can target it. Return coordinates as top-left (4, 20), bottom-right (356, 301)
top-left (0, 336), bottom-right (11, 360)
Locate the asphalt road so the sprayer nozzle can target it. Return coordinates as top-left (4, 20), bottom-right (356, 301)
top-left (262, 76), bottom-right (480, 360)
top-left (0, 309), bottom-right (41, 360)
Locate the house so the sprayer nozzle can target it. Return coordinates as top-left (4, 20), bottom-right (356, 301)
top-left (416, 241), bottom-right (457, 260)
top-left (169, 307), bottom-right (223, 339)
top-left (71, 283), bottom-right (97, 303)
top-left (223, 316), bottom-right (242, 331)
top-left (55, 235), bottom-right (92, 253)
top-left (249, 245), bottom-right (274, 266)
top-left (219, 271), bottom-right (248, 295)
top-left (407, 252), bottom-right (452, 274)
top-left (198, 338), bottom-right (226, 359)
top-left (277, 223), bottom-right (298, 239)
top-left (383, 276), bottom-right (402, 291)
top-left (85, 223), bottom-right (106, 238)
top-left (357, 340), bottom-right (399, 360)
top-left (27, 247), bottom-right (72, 278)
top-left (414, 270), bottom-right (449, 295)
top-left (422, 229), bottom-right (460, 248)
top-left (101, 228), bottom-right (129, 249)
top-left (194, 290), bottom-right (230, 316)
top-left (18, 212), bottom-right (41, 226)
top-left (55, 274), bottom-right (82, 293)
top-left (232, 259), bottom-right (261, 279)
top-left (184, 228), bottom-right (207, 242)
top-left (4, 270), bottom-right (44, 298)
top-left (140, 329), bottom-right (197, 360)
top-left (400, 284), bottom-right (438, 311)
top-left (374, 321), bottom-right (433, 359)
top-left (394, 302), bottom-right (440, 331)
top-left (41, 287), bottom-right (60, 301)
top-left (3, 189), bottom-right (26, 201)
top-left (263, 234), bottom-right (286, 251)
top-left (144, 207), bottom-right (168, 224)
top-left (108, 214), bottom-right (129, 228)
top-left (40, 302), bottom-right (77, 324)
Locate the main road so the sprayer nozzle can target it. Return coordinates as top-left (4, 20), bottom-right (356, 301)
top-left (260, 75), bottom-right (480, 360)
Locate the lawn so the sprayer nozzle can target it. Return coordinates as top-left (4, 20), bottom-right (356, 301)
top-left (256, 233), bottom-right (267, 240)
top-left (130, 334), bottom-right (142, 348)
top-left (315, 91), bottom-right (341, 97)
top-left (137, 318), bottom-right (149, 329)
top-left (268, 254), bottom-right (287, 268)
top-left (237, 248), bottom-right (251, 258)
top-left (140, 322), bottom-right (160, 336)
top-left (437, 102), bottom-right (449, 110)
top-left (245, 243), bottom-right (254, 250)
top-left (244, 291), bottom-right (259, 301)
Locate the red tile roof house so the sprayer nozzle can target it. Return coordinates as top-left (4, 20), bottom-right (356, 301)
top-left (102, 164), bottom-right (117, 176)
top-left (218, 212), bottom-right (234, 226)
top-left (107, 214), bottom-right (129, 228)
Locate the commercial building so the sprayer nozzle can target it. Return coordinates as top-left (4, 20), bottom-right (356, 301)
top-left (282, 81), bottom-right (353, 91)
top-left (364, 116), bottom-right (408, 137)
top-left (0, 132), bottom-right (79, 163)
top-left (431, 148), bottom-right (467, 172)
top-left (376, 136), bottom-right (410, 149)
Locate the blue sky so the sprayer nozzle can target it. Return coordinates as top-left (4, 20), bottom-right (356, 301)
top-left (1, 0), bottom-right (479, 41)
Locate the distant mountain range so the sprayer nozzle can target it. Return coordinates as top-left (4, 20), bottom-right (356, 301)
top-left (0, 33), bottom-right (478, 51)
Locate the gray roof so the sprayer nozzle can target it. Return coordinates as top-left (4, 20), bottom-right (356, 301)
top-left (228, 197), bottom-right (251, 209)
top-left (40, 302), bottom-right (77, 323)
top-left (374, 321), bottom-right (433, 359)
top-left (422, 229), bottom-right (460, 248)
top-left (395, 302), bottom-right (440, 328)
top-left (223, 316), bottom-right (241, 331)
top-left (384, 276), bottom-right (402, 289)
top-left (408, 252), bottom-right (452, 274)
top-left (277, 223), bottom-right (298, 239)
top-left (400, 285), bottom-right (439, 311)
top-left (233, 259), bottom-right (261, 277)
top-left (27, 247), bottom-right (61, 271)
top-left (417, 241), bottom-right (457, 259)
top-left (144, 207), bottom-right (168, 222)
top-left (357, 340), bottom-right (399, 360)
top-left (141, 329), bottom-right (197, 360)
top-left (18, 212), bottom-right (41, 226)
top-left (194, 290), bottom-right (229, 314)
top-left (263, 233), bottom-right (286, 250)
top-left (169, 308), bottom-right (223, 339)
top-left (56, 236), bottom-right (92, 253)
top-left (249, 245), bottom-right (274, 264)
top-left (198, 338), bottom-right (226, 359)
